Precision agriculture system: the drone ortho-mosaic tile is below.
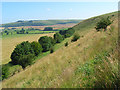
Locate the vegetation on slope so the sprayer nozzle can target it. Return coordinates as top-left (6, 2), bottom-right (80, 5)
top-left (1, 28), bottom-right (75, 80)
top-left (2, 11), bottom-right (119, 88)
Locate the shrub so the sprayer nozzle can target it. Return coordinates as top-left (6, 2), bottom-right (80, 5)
top-left (26, 31), bottom-right (29, 34)
top-left (71, 34), bottom-right (80, 42)
top-left (54, 32), bottom-right (64, 43)
top-left (44, 27), bottom-right (53, 31)
top-left (2, 65), bottom-right (9, 80)
top-left (49, 37), bottom-right (56, 46)
top-left (65, 42), bottom-right (68, 47)
top-left (95, 16), bottom-right (113, 31)
top-left (50, 48), bottom-right (54, 53)
top-left (59, 28), bottom-right (75, 38)
top-left (31, 41), bottom-right (43, 56)
top-left (1, 63), bottom-right (23, 80)
top-left (38, 36), bottom-right (53, 52)
top-left (11, 41), bottom-right (35, 68)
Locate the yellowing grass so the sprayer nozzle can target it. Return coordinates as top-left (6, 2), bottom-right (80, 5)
top-left (2, 33), bottom-right (54, 64)
top-left (2, 12), bottom-right (118, 88)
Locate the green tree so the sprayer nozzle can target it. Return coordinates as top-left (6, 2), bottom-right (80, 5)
top-left (65, 42), bottom-right (68, 47)
top-left (59, 28), bottom-right (75, 38)
top-left (71, 34), bottom-right (80, 42)
top-left (6, 32), bottom-right (9, 35)
top-left (95, 16), bottom-right (113, 31)
top-left (38, 36), bottom-right (53, 52)
top-left (11, 41), bottom-right (35, 68)
top-left (50, 47), bottom-right (54, 53)
top-left (4, 30), bottom-right (8, 33)
top-left (44, 27), bottom-right (53, 31)
top-left (31, 41), bottom-right (43, 56)
top-left (26, 31), bottom-right (29, 34)
top-left (54, 32), bottom-right (64, 43)
top-left (2, 65), bottom-right (9, 80)
top-left (49, 37), bottom-right (56, 46)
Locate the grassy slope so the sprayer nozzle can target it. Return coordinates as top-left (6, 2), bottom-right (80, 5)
top-left (2, 11), bottom-right (118, 88)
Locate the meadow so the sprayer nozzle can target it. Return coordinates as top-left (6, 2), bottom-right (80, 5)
top-left (2, 11), bottom-right (119, 88)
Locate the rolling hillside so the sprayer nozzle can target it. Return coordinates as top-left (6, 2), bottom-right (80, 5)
top-left (2, 11), bottom-right (119, 88)
top-left (2, 20), bottom-right (82, 27)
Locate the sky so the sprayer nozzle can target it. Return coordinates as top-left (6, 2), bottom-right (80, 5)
top-left (1, 2), bottom-right (118, 24)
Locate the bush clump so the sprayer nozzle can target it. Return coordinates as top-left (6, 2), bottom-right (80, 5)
top-left (65, 42), bottom-right (68, 47)
top-left (95, 16), bottom-right (113, 31)
top-left (50, 48), bottom-right (54, 53)
top-left (71, 34), bottom-right (80, 42)
top-left (31, 41), bottom-right (43, 56)
top-left (38, 36), bottom-right (53, 52)
top-left (44, 27), bottom-right (53, 31)
top-left (54, 32), bottom-right (64, 43)
top-left (1, 63), bottom-right (23, 80)
top-left (59, 28), bottom-right (75, 38)
top-left (49, 37), bottom-right (56, 46)
top-left (11, 41), bottom-right (35, 68)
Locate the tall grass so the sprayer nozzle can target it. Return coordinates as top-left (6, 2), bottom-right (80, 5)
top-left (2, 11), bottom-right (118, 88)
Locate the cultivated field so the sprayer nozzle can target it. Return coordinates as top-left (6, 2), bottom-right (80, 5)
top-left (7, 23), bottom-right (77, 30)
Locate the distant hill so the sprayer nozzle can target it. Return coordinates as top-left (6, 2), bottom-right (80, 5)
top-left (2, 20), bottom-right (82, 27)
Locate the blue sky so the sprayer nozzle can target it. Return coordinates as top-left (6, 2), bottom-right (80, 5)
top-left (2, 2), bottom-right (118, 24)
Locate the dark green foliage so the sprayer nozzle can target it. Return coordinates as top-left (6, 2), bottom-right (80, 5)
top-left (71, 34), bottom-right (80, 42)
top-left (50, 48), bottom-right (54, 53)
top-left (38, 36), bottom-right (53, 52)
top-left (65, 42), bottom-right (68, 47)
top-left (31, 41), bottom-right (43, 56)
top-left (17, 28), bottom-right (26, 34)
top-left (17, 20), bottom-right (24, 22)
top-left (1, 63), bottom-right (23, 80)
top-left (17, 31), bottom-right (19, 34)
top-left (95, 16), bottom-right (113, 31)
top-left (44, 27), bottom-right (53, 31)
top-left (2, 65), bottom-right (9, 80)
top-left (11, 28), bottom-right (16, 29)
top-left (59, 28), bottom-right (75, 38)
top-left (54, 32), bottom-right (64, 43)
top-left (21, 28), bottom-right (25, 34)
top-left (4, 30), bottom-right (8, 33)
top-left (49, 37), bottom-right (56, 46)
top-left (11, 41), bottom-right (35, 68)
top-left (26, 31), bottom-right (29, 34)
top-left (6, 32), bottom-right (9, 35)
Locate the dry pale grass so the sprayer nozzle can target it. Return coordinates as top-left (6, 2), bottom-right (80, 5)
top-left (2, 12), bottom-right (118, 88)
top-left (2, 27), bottom-right (106, 88)
top-left (2, 33), bottom-right (54, 64)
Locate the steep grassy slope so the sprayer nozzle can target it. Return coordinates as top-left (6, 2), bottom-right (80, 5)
top-left (2, 11), bottom-right (119, 88)
top-left (2, 20), bottom-right (82, 27)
